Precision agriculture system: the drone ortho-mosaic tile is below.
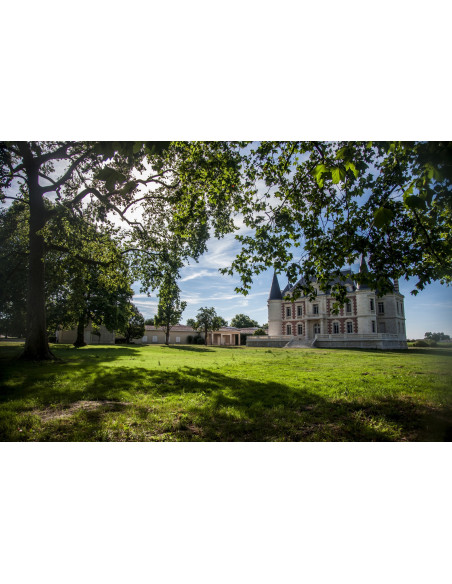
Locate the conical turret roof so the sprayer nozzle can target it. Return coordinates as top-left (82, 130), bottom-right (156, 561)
top-left (268, 272), bottom-right (282, 300)
top-left (356, 255), bottom-right (371, 290)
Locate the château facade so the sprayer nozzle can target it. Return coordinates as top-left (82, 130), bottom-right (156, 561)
top-left (249, 260), bottom-right (407, 350)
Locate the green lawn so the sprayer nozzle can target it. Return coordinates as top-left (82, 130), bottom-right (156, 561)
top-left (1, 343), bottom-right (451, 441)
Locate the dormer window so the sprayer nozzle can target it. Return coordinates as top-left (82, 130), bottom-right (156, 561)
top-left (346, 301), bottom-right (352, 314)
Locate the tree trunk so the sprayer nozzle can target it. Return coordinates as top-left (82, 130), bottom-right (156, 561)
top-left (204, 325), bottom-right (208, 345)
top-left (165, 325), bottom-right (170, 345)
top-left (74, 314), bottom-right (87, 347)
top-left (19, 146), bottom-right (56, 361)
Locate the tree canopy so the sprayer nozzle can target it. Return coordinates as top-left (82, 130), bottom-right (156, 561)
top-left (223, 141), bottom-right (452, 303)
top-left (230, 314), bottom-right (260, 328)
top-left (119, 303), bottom-right (145, 343)
top-left (154, 271), bottom-right (187, 345)
top-left (187, 307), bottom-right (225, 345)
top-left (0, 141), bottom-right (243, 359)
top-left (424, 332), bottom-right (450, 342)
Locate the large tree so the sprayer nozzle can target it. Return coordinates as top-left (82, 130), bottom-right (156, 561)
top-left (224, 141), bottom-right (452, 304)
top-left (0, 141), bottom-right (244, 360)
top-left (154, 272), bottom-right (187, 345)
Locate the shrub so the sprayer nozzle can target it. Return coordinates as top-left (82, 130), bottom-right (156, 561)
top-left (413, 340), bottom-right (429, 347)
top-left (115, 337), bottom-right (127, 344)
top-left (187, 335), bottom-right (193, 344)
top-left (428, 340), bottom-right (438, 347)
top-left (196, 337), bottom-right (204, 344)
top-left (48, 335), bottom-right (57, 343)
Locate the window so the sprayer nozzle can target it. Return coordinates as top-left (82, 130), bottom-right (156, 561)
top-left (370, 298), bottom-right (375, 311)
top-left (378, 302), bottom-right (384, 314)
top-left (152, 336), bottom-right (158, 343)
top-left (396, 302), bottom-right (400, 315)
top-left (346, 301), bottom-right (352, 314)
top-left (313, 304), bottom-right (319, 315)
top-left (372, 320), bottom-right (376, 333)
top-left (379, 322), bottom-right (386, 333)
top-left (297, 324), bottom-right (303, 335)
top-left (286, 324), bottom-right (292, 335)
top-left (314, 324), bottom-right (320, 334)
top-left (333, 322), bottom-right (339, 334)
top-left (286, 306), bottom-right (291, 318)
top-left (346, 322), bottom-right (353, 333)
top-left (176, 336), bottom-right (181, 343)
top-left (297, 305), bottom-right (303, 317)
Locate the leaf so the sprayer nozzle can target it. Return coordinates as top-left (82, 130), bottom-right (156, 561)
top-left (313, 164), bottom-right (329, 187)
top-left (95, 167), bottom-right (128, 192)
top-left (344, 161), bottom-right (358, 178)
top-left (121, 181), bottom-right (137, 196)
top-left (331, 166), bottom-right (346, 184)
top-left (403, 194), bottom-right (427, 211)
top-left (374, 207), bottom-right (394, 228)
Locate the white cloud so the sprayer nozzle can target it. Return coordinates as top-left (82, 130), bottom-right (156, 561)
top-left (180, 269), bottom-right (218, 283)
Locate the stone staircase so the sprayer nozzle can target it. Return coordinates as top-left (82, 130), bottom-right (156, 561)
top-left (284, 337), bottom-right (315, 349)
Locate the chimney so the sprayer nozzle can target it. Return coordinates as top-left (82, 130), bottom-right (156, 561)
top-left (393, 280), bottom-right (399, 293)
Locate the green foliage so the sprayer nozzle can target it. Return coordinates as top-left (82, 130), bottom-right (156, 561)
top-left (189, 307), bottom-right (226, 345)
top-left (154, 273), bottom-right (187, 345)
top-left (253, 328), bottom-right (267, 336)
top-left (425, 332), bottom-right (450, 342)
top-left (224, 141), bottom-right (452, 301)
top-left (119, 303), bottom-right (145, 343)
top-left (230, 314), bottom-right (259, 328)
top-left (0, 141), bottom-right (245, 359)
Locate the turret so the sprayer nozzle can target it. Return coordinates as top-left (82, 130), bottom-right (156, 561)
top-left (356, 255), bottom-right (371, 290)
top-left (268, 272), bottom-right (283, 336)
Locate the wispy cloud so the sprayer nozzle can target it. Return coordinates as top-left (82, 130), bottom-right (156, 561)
top-left (180, 269), bottom-right (218, 283)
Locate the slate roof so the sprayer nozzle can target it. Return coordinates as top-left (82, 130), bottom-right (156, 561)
top-left (281, 269), bottom-right (357, 297)
top-left (268, 272), bottom-right (283, 300)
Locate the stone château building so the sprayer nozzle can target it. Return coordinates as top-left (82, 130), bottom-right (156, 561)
top-left (248, 259), bottom-right (407, 350)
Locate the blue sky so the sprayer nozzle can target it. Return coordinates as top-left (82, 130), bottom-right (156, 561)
top-left (132, 228), bottom-right (452, 340)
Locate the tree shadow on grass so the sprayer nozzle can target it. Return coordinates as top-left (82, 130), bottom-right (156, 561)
top-left (0, 345), bottom-right (143, 407)
top-left (163, 345), bottom-right (214, 353)
top-left (2, 364), bottom-right (450, 442)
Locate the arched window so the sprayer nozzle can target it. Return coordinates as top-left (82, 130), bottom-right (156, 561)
top-left (333, 322), bottom-right (339, 334)
top-left (286, 324), bottom-right (292, 335)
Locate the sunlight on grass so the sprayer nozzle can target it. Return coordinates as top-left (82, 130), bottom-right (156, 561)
top-left (1, 343), bottom-right (451, 441)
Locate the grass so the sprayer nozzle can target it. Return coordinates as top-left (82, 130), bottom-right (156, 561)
top-left (0, 342), bottom-right (451, 441)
